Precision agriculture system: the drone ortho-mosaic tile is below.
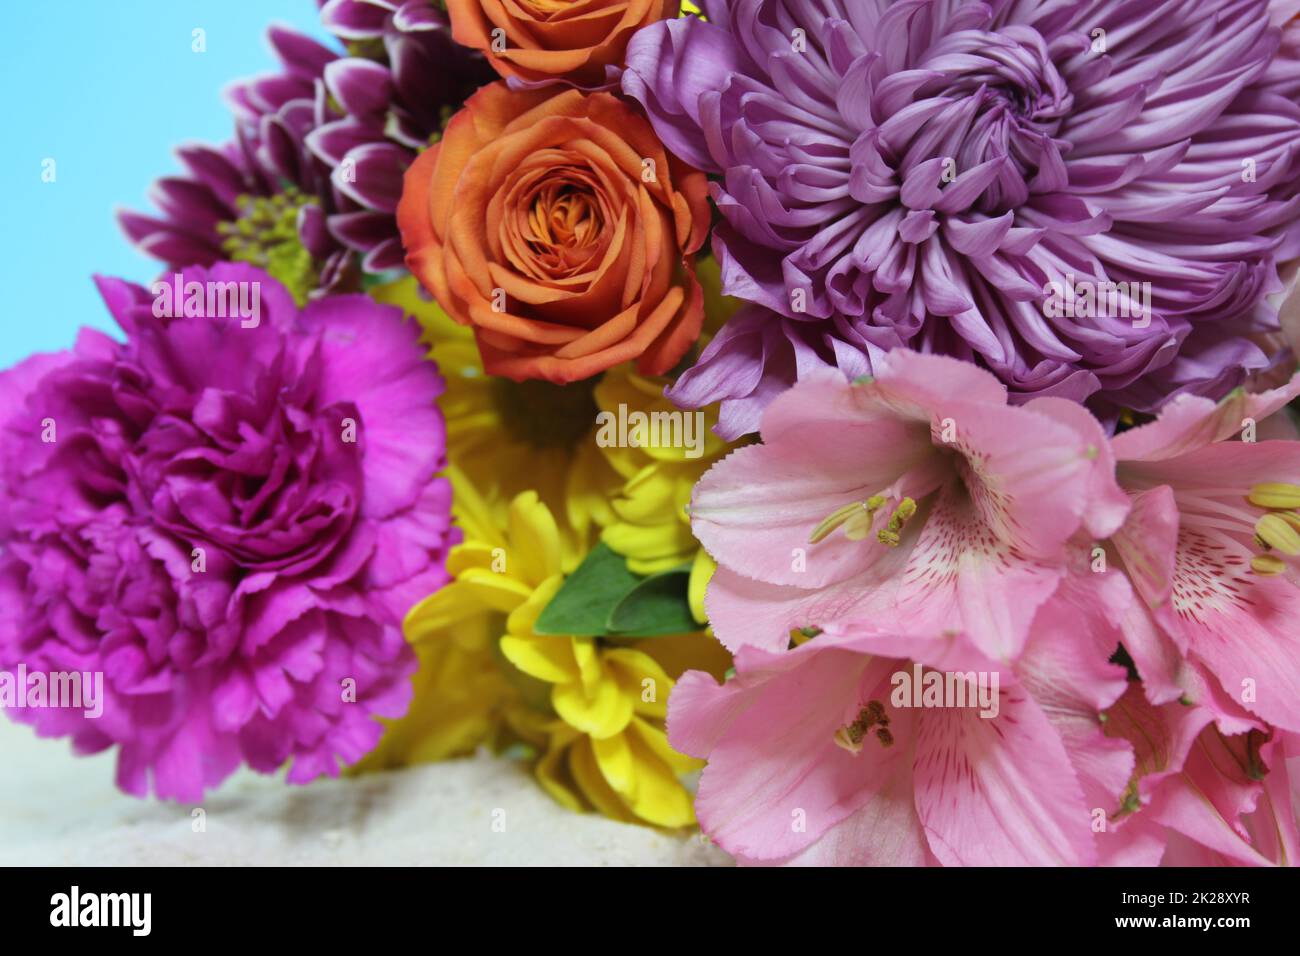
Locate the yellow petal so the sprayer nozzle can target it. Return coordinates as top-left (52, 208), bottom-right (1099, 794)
top-left (688, 548), bottom-right (715, 625)
top-left (445, 541), bottom-right (500, 578)
top-left (616, 466), bottom-right (676, 518)
top-left (602, 520), bottom-right (691, 573)
top-left (572, 636), bottom-right (604, 696)
top-left (628, 715), bottom-right (702, 776)
top-left (591, 731), bottom-right (636, 796)
top-left (593, 441), bottom-right (641, 482)
top-left (503, 702), bottom-right (559, 748)
top-left (566, 441), bottom-right (620, 550)
top-left (506, 491), bottom-right (565, 585)
top-left (353, 628), bottom-right (509, 771)
top-left (500, 633), bottom-right (578, 685)
top-left (568, 736), bottom-right (637, 822)
top-left (452, 567), bottom-right (534, 614)
top-left (552, 663), bottom-right (634, 740)
top-left (504, 574), bottom-right (563, 638)
top-left (402, 580), bottom-right (492, 638)
top-left (444, 465), bottom-right (506, 549)
top-left (620, 727), bottom-right (697, 828)
top-left (535, 729), bottom-right (587, 814)
top-left (605, 647), bottom-right (674, 719)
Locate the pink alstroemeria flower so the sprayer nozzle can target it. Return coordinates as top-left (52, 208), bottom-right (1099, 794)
top-left (690, 350), bottom-right (1128, 661)
top-left (1102, 683), bottom-right (1299, 866)
top-left (1109, 377), bottom-right (1300, 732)
top-left (669, 607), bottom-right (1158, 866)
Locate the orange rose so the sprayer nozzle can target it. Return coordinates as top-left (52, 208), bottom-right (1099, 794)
top-left (446, 0), bottom-right (677, 87)
top-left (397, 83), bottom-right (710, 384)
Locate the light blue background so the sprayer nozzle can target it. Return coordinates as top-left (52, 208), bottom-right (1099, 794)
top-left (0, 1), bottom-right (338, 367)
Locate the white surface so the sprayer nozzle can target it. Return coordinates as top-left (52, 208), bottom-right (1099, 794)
top-left (0, 718), bottom-right (730, 866)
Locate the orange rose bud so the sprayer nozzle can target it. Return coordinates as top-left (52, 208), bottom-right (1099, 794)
top-left (397, 83), bottom-right (711, 385)
top-left (447, 0), bottom-right (677, 87)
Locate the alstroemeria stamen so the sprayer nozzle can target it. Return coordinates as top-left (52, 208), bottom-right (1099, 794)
top-left (877, 497), bottom-right (918, 547)
top-left (833, 700), bottom-right (890, 755)
top-left (1247, 482), bottom-right (1300, 510)
top-left (1250, 554), bottom-right (1287, 576)
top-left (809, 495), bottom-right (885, 544)
top-left (1255, 513), bottom-right (1300, 556)
top-left (1244, 480), bottom-right (1300, 573)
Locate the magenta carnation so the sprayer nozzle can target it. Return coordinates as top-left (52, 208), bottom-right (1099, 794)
top-left (624, 0), bottom-right (1300, 437)
top-left (0, 263), bottom-right (454, 800)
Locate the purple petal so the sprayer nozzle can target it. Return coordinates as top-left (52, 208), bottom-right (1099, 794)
top-left (333, 142), bottom-right (409, 212)
top-left (324, 58), bottom-right (395, 120)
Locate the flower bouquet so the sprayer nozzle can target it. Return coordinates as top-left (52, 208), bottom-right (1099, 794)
top-left (3, 0), bottom-right (1300, 868)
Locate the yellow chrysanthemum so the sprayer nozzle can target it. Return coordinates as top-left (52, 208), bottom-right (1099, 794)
top-left (592, 366), bottom-right (728, 624)
top-left (594, 365), bottom-right (730, 566)
top-left (370, 277), bottom-right (621, 573)
top-left (498, 636), bottom-right (707, 828)
top-left (373, 267), bottom-right (741, 618)
top-left (388, 487), bottom-right (727, 826)
top-left (359, 261), bottom-right (740, 821)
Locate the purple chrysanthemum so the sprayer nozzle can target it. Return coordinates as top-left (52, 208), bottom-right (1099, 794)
top-left (120, 8), bottom-right (492, 301)
top-left (0, 263), bottom-right (455, 800)
top-left (624, 0), bottom-right (1300, 437)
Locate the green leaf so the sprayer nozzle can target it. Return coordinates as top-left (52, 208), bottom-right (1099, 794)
top-left (533, 544), bottom-right (697, 638)
top-left (533, 543), bottom-right (641, 636)
top-left (605, 565), bottom-right (695, 636)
